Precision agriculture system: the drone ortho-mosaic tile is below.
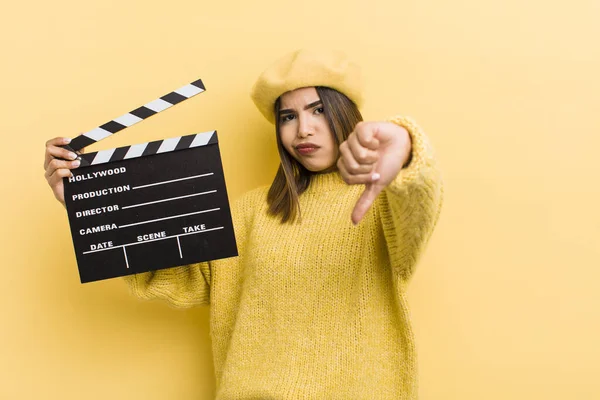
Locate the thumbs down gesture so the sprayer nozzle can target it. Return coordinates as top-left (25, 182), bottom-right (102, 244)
top-left (337, 121), bottom-right (412, 225)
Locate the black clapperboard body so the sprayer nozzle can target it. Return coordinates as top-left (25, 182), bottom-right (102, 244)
top-left (62, 80), bottom-right (237, 283)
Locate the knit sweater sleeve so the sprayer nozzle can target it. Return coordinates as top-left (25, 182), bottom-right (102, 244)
top-left (378, 116), bottom-right (444, 281)
top-left (122, 260), bottom-right (212, 308)
top-left (122, 191), bottom-right (253, 308)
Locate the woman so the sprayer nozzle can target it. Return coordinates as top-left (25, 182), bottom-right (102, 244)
top-left (44, 49), bottom-right (443, 399)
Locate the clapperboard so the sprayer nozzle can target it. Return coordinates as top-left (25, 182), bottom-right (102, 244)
top-left (62, 79), bottom-right (237, 283)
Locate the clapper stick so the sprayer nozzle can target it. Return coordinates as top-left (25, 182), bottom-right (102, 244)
top-left (76, 130), bottom-right (218, 167)
top-left (63, 79), bottom-right (205, 154)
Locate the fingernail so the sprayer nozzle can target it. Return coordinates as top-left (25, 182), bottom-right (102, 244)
top-left (64, 138), bottom-right (71, 144)
top-left (372, 173), bottom-right (381, 181)
top-left (72, 160), bottom-right (80, 167)
top-left (69, 152), bottom-right (77, 160)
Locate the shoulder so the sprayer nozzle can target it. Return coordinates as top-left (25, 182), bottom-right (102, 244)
top-left (232, 185), bottom-right (269, 210)
top-left (230, 184), bottom-right (270, 224)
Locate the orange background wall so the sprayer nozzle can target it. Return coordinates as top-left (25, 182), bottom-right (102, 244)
top-left (1, 1), bottom-right (599, 398)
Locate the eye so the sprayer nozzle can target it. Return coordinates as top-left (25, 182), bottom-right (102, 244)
top-left (314, 107), bottom-right (325, 115)
top-left (280, 114), bottom-right (295, 123)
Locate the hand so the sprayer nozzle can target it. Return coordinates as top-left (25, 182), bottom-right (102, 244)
top-left (337, 121), bottom-right (412, 224)
top-left (44, 137), bottom-right (84, 206)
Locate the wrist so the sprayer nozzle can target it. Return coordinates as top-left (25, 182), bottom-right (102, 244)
top-left (398, 126), bottom-right (412, 168)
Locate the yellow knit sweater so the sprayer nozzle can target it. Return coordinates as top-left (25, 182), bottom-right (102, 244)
top-left (124, 116), bottom-right (443, 399)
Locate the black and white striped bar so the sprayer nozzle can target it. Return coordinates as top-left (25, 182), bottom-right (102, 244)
top-left (77, 130), bottom-right (217, 167)
top-left (64, 79), bottom-right (205, 152)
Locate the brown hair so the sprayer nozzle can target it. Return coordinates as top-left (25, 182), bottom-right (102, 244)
top-left (267, 86), bottom-right (363, 223)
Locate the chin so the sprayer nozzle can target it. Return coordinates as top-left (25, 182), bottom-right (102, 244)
top-left (302, 162), bottom-right (336, 173)
top-left (292, 153), bottom-right (337, 172)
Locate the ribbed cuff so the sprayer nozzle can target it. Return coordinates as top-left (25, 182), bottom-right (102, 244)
top-left (385, 116), bottom-right (429, 195)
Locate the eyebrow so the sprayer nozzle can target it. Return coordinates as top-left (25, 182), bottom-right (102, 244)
top-left (278, 100), bottom-right (323, 115)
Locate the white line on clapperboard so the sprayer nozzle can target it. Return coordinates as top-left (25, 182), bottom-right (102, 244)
top-left (119, 207), bottom-right (220, 228)
top-left (83, 227), bottom-right (226, 268)
top-left (131, 172), bottom-right (214, 190)
top-left (122, 189), bottom-right (217, 210)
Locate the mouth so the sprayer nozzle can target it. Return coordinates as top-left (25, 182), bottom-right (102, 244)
top-left (295, 143), bottom-right (320, 155)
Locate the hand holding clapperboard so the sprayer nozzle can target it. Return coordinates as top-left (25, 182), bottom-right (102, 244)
top-left (60, 80), bottom-right (237, 283)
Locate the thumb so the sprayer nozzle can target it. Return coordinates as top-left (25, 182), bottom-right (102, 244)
top-left (351, 182), bottom-right (384, 225)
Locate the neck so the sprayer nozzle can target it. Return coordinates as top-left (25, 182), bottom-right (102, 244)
top-left (315, 165), bottom-right (338, 174)
top-left (305, 170), bottom-right (346, 194)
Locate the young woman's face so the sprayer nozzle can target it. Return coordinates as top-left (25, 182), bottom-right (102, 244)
top-left (278, 87), bottom-right (338, 172)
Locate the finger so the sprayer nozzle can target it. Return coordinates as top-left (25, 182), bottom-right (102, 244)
top-left (45, 137), bottom-right (72, 148)
top-left (337, 158), bottom-right (370, 185)
top-left (337, 158), bottom-right (381, 184)
top-left (338, 141), bottom-right (374, 175)
top-left (341, 171), bottom-right (379, 185)
top-left (45, 143), bottom-right (79, 169)
top-left (45, 159), bottom-right (80, 180)
top-left (354, 122), bottom-right (380, 151)
top-left (47, 168), bottom-right (72, 188)
top-left (352, 183), bottom-right (384, 224)
top-left (347, 133), bottom-right (379, 165)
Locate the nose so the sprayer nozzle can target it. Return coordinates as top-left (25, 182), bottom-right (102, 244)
top-left (297, 113), bottom-right (314, 138)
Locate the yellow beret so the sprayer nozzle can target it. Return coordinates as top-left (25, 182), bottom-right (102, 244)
top-left (250, 49), bottom-right (364, 124)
